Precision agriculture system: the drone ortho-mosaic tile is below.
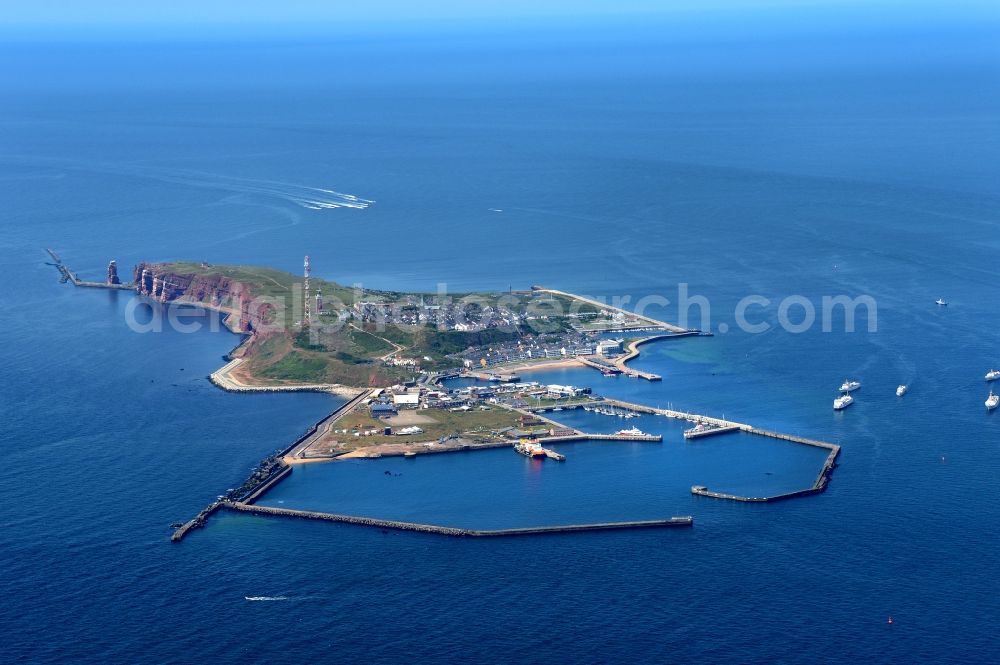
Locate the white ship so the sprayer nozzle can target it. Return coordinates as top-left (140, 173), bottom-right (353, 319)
top-left (614, 427), bottom-right (648, 438)
top-left (936, 298), bottom-right (947, 306)
top-left (683, 422), bottom-right (721, 439)
top-left (896, 384), bottom-right (908, 397)
top-left (987, 391), bottom-right (999, 411)
top-left (833, 393), bottom-right (854, 410)
top-left (514, 440), bottom-right (546, 458)
top-left (839, 380), bottom-right (861, 392)
top-left (986, 370), bottom-right (1000, 382)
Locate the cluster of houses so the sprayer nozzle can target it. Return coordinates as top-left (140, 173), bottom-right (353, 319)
top-left (351, 297), bottom-right (525, 331)
top-left (458, 338), bottom-right (624, 369)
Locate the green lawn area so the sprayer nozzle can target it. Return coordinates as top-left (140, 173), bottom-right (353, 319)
top-left (341, 405), bottom-right (540, 446)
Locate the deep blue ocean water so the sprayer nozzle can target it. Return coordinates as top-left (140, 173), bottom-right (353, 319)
top-left (2, 14), bottom-right (1000, 663)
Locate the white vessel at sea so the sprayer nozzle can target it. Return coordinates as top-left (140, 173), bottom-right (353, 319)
top-left (896, 385), bottom-right (907, 397)
top-left (833, 393), bottom-right (854, 410)
top-left (987, 391), bottom-right (999, 411)
top-left (936, 298), bottom-right (948, 306)
top-left (839, 380), bottom-right (861, 392)
top-left (614, 427), bottom-right (648, 438)
top-left (986, 370), bottom-right (1000, 382)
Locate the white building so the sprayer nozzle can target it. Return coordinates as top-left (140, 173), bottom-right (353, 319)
top-left (596, 339), bottom-right (624, 356)
top-left (392, 393), bottom-right (420, 408)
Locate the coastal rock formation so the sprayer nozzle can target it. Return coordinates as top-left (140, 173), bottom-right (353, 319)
top-left (131, 262), bottom-right (276, 334)
top-left (106, 260), bottom-right (120, 285)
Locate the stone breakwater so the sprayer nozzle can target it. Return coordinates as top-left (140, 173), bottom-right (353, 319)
top-left (223, 502), bottom-right (694, 537)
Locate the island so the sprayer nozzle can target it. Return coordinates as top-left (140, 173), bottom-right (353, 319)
top-left (45, 250), bottom-right (841, 540)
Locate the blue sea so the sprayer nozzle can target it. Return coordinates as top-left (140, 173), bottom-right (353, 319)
top-left (2, 10), bottom-right (1000, 663)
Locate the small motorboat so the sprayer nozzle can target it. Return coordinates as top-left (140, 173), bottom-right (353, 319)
top-left (935, 298), bottom-right (948, 306)
top-left (896, 385), bottom-right (907, 397)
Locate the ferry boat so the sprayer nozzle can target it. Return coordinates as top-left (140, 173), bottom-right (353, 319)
top-left (936, 298), bottom-right (948, 306)
top-left (896, 384), bottom-right (908, 397)
top-left (683, 422), bottom-right (720, 439)
top-left (986, 370), bottom-right (1000, 382)
top-left (987, 391), bottom-right (999, 411)
top-left (614, 427), bottom-right (648, 438)
top-left (839, 380), bottom-right (861, 392)
top-left (833, 393), bottom-right (854, 410)
top-left (514, 440), bottom-right (546, 458)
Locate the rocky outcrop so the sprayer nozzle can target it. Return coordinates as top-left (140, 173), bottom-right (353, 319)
top-left (132, 262), bottom-right (276, 334)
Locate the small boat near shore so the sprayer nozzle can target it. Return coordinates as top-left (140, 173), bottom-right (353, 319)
top-left (896, 384), bottom-right (908, 397)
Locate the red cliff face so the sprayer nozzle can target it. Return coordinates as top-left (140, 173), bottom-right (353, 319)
top-left (132, 263), bottom-right (277, 334)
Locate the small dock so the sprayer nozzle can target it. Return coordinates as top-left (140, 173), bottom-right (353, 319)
top-left (578, 356), bottom-right (661, 381)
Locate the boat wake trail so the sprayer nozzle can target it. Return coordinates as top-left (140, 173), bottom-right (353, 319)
top-left (133, 168), bottom-right (375, 211)
top-left (1, 156), bottom-right (374, 211)
top-left (244, 596), bottom-right (289, 602)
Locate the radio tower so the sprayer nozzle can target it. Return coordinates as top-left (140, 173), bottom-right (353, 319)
top-left (303, 254), bottom-right (311, 324)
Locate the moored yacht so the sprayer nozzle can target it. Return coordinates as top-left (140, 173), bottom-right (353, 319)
top-left (839, 380), bottom-right (861, 392)
top-left (986, 370), bottom-right (1000, 382)
top-left (987, 391), bottom-right (999, 411)
top-left (614, 426), bottom-right (648, 438)
top-left (896, 384), bottom-right (907, 397)
top-left (833, 393), bottom-right (854, 410)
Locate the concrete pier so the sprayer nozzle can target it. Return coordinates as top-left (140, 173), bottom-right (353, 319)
top-left (45, 248), bottom-right (133, 290)
top-left (282, 389), bottom-right (376, 462)
top-left (683, 424), bottom-right (742, 440)
top-left (224, 501), bottom-right (693, 537)
top-left (594, 398), bottom-right (841, 503)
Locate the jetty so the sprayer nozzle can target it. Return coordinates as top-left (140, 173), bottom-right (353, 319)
top-left (537, 432), bottom-right (661, 444)
top-left (579, 356), bottom-right (661, 381)
top-left (683, 424), bottom-right (742, 440)
top-left (45, 248), bottom-right (133, 290)
top-left (587, 398), bottom-right (840, 502)
top-left (170, 501), bottom-right (224, 542)
top-left (223, 501), bottom-right (692, 537)
top-left (283, 389), bottom-right (375, 461)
